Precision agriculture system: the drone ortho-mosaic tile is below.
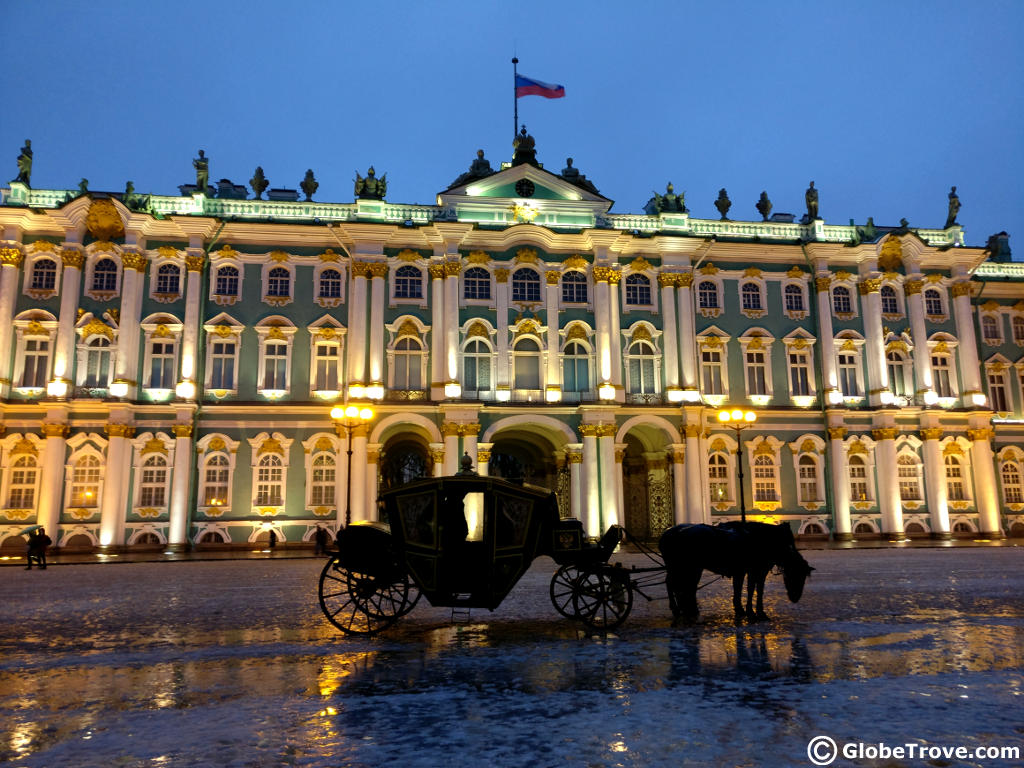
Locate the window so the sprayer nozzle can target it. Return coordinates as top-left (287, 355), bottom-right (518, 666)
top-left (30, 259), bottom-right (57, 291)
top-left (82, 337), bottom-right (111, 388)
top-left (880, 285), bottom-right (899, 315)
top-left (701, 348), bottom-right (724, 395)
top-left (394, 265), bottom-right (422, 299)
top-left (698, 281), bottom-right (719, 310)
top-left (139, 455), bottom-right (168, 507)
top-left (798, 455), bottom-right (818, 503)
top-left (982, 315), bottom-right (1001, 343)
top-left (741, 283), bottom-right (762, 311)
top-left (8, 456), bottom-right (37, 508)
top-left (318, 269), bottom-right (342, 299)
top-left (752, 455), bottom-right (778, 502)
top-left (838, 352), bottom-right (859, 397)
top-left (789, 349), bottom-right (812, 397)
top-left (562, 341), bottom-right (590, 394)
top-left (931, 354), bottom-right (954, 398)
top-left (708, 453), bottom-right (730, 503)
top-left (1013, 317), bottom-right (1024, 345)
top-left (393, 337), bottom-right (424, 389)
top-left (924, 289), bottom-right (943, 316)
top-left (70, 455), bottom-right (101, 507)
top-left (887, 351), bottom-right (908, 398)
top-left (215, 266), bottom-right (239, 297)
top-left (1001, 462), bottom-right (1023, 504)
top-left (313, 341), bottom-right (341, 392)
top-left (626, 340), bottom-right (658, 394)
top-left (255, 455), bottom-right (284, 505)
top-left (745, 350), bottom-right (768, 396)
top-left (513, 338), bottom-right (541, 389)
top-left (267, 267), bottom-right (290, 297)
top-left (562, 271), bottom-right (588, 304)
top-left (92, 258), bottom-right (117, 292)
top-left (156, 264), bottom-right (181, 295)
top-left (464, 267), bottom-right (491, 300)
top-left (263, 342), bottom-right (288, 390)
top-left (21, 338), bottom-right (49, 388)
top-left (310, 453), bottom-right (336, 506)
top-left (210, 340), bottom-right (237, 390)
top-left (463, 338), bottom-right (492, 393)
top-left (202, 454), bottom-right (230, 506)
top-left (945, 455), bottom-right (966, 501)
top-left (848, 455), bottom-right (869, 502)
top-left (832, 286), bottom-right (852, 314)
top-left (149, 341), bottom-right (176, 389)
top-left (625, 274), bottom-right (652, 306)
top-left (784, 284), bottom-right (804, 313)
top-left (989, 369), bottom-right (1009, 411)
top-left (511, 269), bottom-right (541, 303)
top-left (897, 454), bottom-right (922, 501)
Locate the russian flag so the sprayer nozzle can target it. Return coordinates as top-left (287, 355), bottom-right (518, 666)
top-left (515, 74), bottom-right (565, 99)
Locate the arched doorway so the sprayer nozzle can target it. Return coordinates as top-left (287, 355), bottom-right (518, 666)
top-left (620, 424), bottom-right (674, 540)
top-left (489, 430), bottom-right (568, 515)
top-left (380, 438), bottom-right (430, 490)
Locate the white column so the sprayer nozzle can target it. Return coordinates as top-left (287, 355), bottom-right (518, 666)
top-left (443, 262), bottom-right (460, 390)
top-left (828, 427), bottom-right (851, 539)
top-left (669, 443), bottom-right (686, 524)
top-left (566, 445), bottom-right (583, 521)
top-left (366, 444), bottom-right (380, 521)
top-left (429, 264), bottom-right (445, 399)
top-left (349, 427), bottom-right (368, 522)
top-left (593, 271), bottom-right (613, 389)
top-left (462, 425), bottom-right (479, 472)
top-left (815, 273), bottom-right (840, 402)
top-left (335, 441), bottom-right (348, 532)
top-left (599, 428), bottom-right (620, 529)
top-left (429, 444), bottom-right (445, 477)
top-left (677, 274), bottom-right (698, 396)
top-left (969, 427), bottom-right (1002, 536)
top-left (177, 252), bottom-right (204, 394)
top-left (614, 443), bottom-right (626, 529)
top-left (99, 424), bottom-right (133, 547)
top-left (51, 246), bottom-right (84, 389)
top-left (608, 274), bottom-right (623, 397)
top-left (582, 428), bottom-right (600, 535)
top-left (477, 442), bottom-right (492, 476)
top-left (684, 425), bottom-right (704, 523)
top-left (874, 429), bottom-right (903, 535)
top-left (903, 279), bottom-right (934, 398)
top-left (659, 274), bottom-right (680, 395)
top-left (920, 428), bottom-right (949, 537)
top-left (168, 424), bottom-right (194, 548)
top-left (347, 262), bottom-right (369, 389)
top-left (544, 270), bottom-right (560, 398)
top-left (115, 252), bottom-right (147, 398)
top-left (442, 424), bottom-right (459, 475)
top-left (952, 281), bottom-right (983, 404)
top-left (494, 270), bottom-right (510, 395)
top-left (37, 422), bottom-right (68, 541)
top-left (0, 247), bottom-right (24, 396)
top-left (860, 278), bottom-right (888, 405)
top-left (367, 264), bottom-right (387, 391)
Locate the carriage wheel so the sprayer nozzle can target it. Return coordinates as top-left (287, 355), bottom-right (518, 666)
top-left (549, 564), bottom-right (584, 619)
top-left (318, 556), bottom-right (411, 635)
top-left (571, 567), bottom-right (634, 630)
top-left (396, 584), bottom-right (422, 618)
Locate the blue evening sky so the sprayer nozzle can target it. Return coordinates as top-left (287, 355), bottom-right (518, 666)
top-left (4, 1), bottom-right (1021, 250)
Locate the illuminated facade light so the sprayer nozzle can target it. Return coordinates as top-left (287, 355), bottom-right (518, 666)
top-left (109, 380), bottom-right (129, 398)
top-left (598, 382), bottom-right (616, 400)
top-left (46, 378), bottom-right (69, 397)
top-left (444, 381), bottom-right (462, 398)
top-left (365, 382), bottom-right (385, 400)
top-left (175, 380), bottom-right (196, 399)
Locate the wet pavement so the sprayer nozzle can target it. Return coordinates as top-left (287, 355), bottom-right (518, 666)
top-left (2, 548), bottom-right (1022, 767)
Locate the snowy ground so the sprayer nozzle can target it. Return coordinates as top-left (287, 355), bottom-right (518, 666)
top-left (1, 548), bottom-right (1022, 768)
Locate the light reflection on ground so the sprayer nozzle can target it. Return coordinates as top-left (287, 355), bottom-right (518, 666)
top-left (1, 548), bottom-right (1021, 767)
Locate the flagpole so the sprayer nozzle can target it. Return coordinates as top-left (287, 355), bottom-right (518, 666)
top-left (512, 57), bottom-right (519, 139)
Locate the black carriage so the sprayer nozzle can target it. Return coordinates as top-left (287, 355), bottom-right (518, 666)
top-left (318, 475), bottom-right (632, 634)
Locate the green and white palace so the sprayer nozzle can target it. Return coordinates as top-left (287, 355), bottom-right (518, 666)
top-left (1, 133), bottom-right (1021, 552)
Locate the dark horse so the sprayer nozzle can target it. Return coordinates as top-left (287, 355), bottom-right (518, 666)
top-left (659, 521), bottom-right (814, 622)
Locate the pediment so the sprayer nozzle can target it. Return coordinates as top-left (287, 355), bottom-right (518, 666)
top-left (439, 163), bottom-right (610, 205)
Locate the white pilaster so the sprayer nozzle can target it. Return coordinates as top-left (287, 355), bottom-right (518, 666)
top-left (920, 428), bottom-right (949, 536)
top-left (0, 248), bottom-right (23, 396)
top-left (669, 444), bottom-right (686, 524)
top-left (335, 441), bottom-right (349, 532)
top-left (659, 274), bottom-right (680, 394)
top-left (366, 444), bottom-right (380, 521)
top-left (368, 264), bottom-right (386, 389)
top-left (494, 270), bottom-right (510, 393)
top-left (429, 264), bottom-right (445, 399)
top-left (874, 429), bottom-right (903, 535)
top-left (582, 429), bottom-right (600, 535)
top-left (442, 424), bottom-right (459, 475)
top-left (444, 262), bottom-right (460, 389)
top-left (544, 271), bottom-right (560, 397)
top-left (168, 424), bottom-right (194, 548)
top-left (347, 262), bottom-right (369, 389)
top-left (37, 421), bottom-right (68, 541)
top-left (608, 274), bottom-right (623, 398)
top-left (599, 431), bottom-right (620, 529)
top-left (99, 424), bottom-right (133, 547)
top-left (115, 251), bottom-right (147, 398)
top-left (683, 426), bottom-right (704, 523)
top-left (952, 281), bottom-right (983, 403)
top-left (349, 428), bottom-right (368, 522)
top-left (815, 271), bottom-right (840, 403)
top-left (566, 444), bottom-right (582, 521)
top-left (179, 252), bottom-right (204, 392)
top-left (859, 276), bottom-right (888, 405)
top-left (969, 427), bottom-right (1002, 536)
top-left (904, 278), bottom-right (934, 397)
top-left (828, 427), bottom-right (851, 538)
top-left (52, 245), bottom-right (84, 387)
top-left (593, 271), bottom-right (613, 389)
top-left (677, 274), bottom-right (698, 395)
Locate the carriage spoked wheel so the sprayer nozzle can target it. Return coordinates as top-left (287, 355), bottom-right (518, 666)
top-left (571, 566), bottom-right (634, 630)
top-left (318, 556), bottom-right (412, 635)
top-left (549, 564), bottom-right (584, 619)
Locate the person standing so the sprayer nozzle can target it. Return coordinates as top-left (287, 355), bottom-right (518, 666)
top-left (314, 525), bottom-right (329, 556)
top-left (26, 527), bottom-right (51, 569)
top-left (268, 529), bottom-right (277, 549)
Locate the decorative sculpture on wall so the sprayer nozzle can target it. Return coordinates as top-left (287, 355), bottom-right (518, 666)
top-left (193, 150), bottom-right (209, 192)
top-left (647, 183), bottom-right (688, 214)
top-left (945, 186), bottom-right (961, 228)
top-left (804, 181), bottom-right (819, 222)
top-left (301, 170), bottom-right (319, 202)
top-left (755, 191), bottom-right (772, 221)
top-left (511, 126), bottom-right (537, 167)
top-left (714, 188), bottom-right (731, 220)
top-left (354, 166), bottom-right (387, 200)
top-left (250, 167), bottom-right (269, 200)
top-left (14, 139), bottom-right (32, 185)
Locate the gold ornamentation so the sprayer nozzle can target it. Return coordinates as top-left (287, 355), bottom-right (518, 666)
top-left (0, 247), bottom-right (24, 267)
top-left (546, 270), bottom-right (561, 285)
top-left (442, 262), bottom-right (460, 277)
top-left (258, 438), bottom-right (283, 454)
top-left (753, 442), bottom-right (774, 457)
top-left (980, 300), bottom-right (1001, 312)
top-left (847, 440), bottom-right (868, 455)
top-left (858, 278), bottom-right (881, 295)
top-left (478, 449), bottom-right (492, 463)
top-left (79, 318), bottom-right (114, 340)
top-left (919, 428), bottom-right (943, 440)
top-left (266, 327), bottom-right (286, 340)
top-left (815, 276), bottom-right (832, 292)
top-left (701, 335), bottom-right (722, 348)
top-left (743, 267), bottom-right (763, 278)
top-left (121, 252), bottom-right (147, 272)
top-left (428, 264), bottom-right (445, 280)
top-left (790, 337), bottom-right (809, 350)
top-left (429, 448), bottom-right (445, 463)
top-left (566, 451), bottom-right (582, 464)
top-left (30, 240), bottom-right (56, 252)
top-left (152, 324), bottom-right (175, 339)
top-left (1, 509), bottom-right (34, 521)
top-left (966, 427), bottom-right (994, 442)
top-left (11, 437), bottom-right (38, 456)
top-left (172, 425), bottom-right (193, 438)
top-left (105, 423), bottom-right (135, 439)
top-left (885, 340), bottom-right (909, 353)
top-left (924, 273), bottom-right (945, 283)
top-left (615, 448), bottom-right (625, 463)
top-left (212, 324), bottom-right (236, 337)
top-left (515, 248), bottom-right (538, 264)
top-left (989, 361), bottom-right (1008, 373)
top-left (592, 266), bottom-right (615, 283)
top-left (746, 336), bottom-right (764, 350)
top-left (564, 255), bottom-right (587, 269)
top-left (318, 249), bottom-right (340, 262)
top-left (366, 449), bottom-right (380, 464)
top-left (631, 325), bottom-right (652, 342)
top-left (494, 268), bottom-right (509, 283)
top-left (942, 441), bottom-right (965, 457)
top-left (208, 437), bottom-right (227, 452)
top-left (799, 439), bottom-right (818, 454)
top-left (932, 341), bottom-right (949, 354)
top-left (871, 428), bottom-right (899, 441)
top-left (441, 422), bottom-right (460, 437)
top-left (314, 327), bottom-right (338, 339)
top-left (185, 254), bottom-right (205, 272)
top-left (266, 250), bottom-right (288, 263)
top-left (25, 320), bottom-right (47, 336)
top-left (460, 423), bottom-right (481, 437)
top-left (607, 270), bottom-right (621, 285)
top-left (69, 508), bottom-right (96, 521)
top-left (903, 279), bottom-right (923, 296)
top-left (204, 507), bottom-right (225, 518)
top-left (396, 319), bottom-right (419, 338)
top-left (41, 423), bottom-right (68, 438)
top-left (657, 273), bottom-right (677, 288)
top-left (578, 424), bottom-right (601, 438)
top-left (699, 263), bottom-right (719, 275)
top-left (709, 438), bottom-right (727, 452)
top-left (597, 424), bottom-right (617, 438)
top-left (827, 427), bottom-right (847, 440)
top-left (256, 507), bottom-right (279, 517)
top-left (396, 249), bottom-right (420, 262)
top-left (313, 506), bottom-right (332, 517)
top-left (878, 237), bottom-right (904, 272)
top-left (467, 251), bottom-right (490, 264)
top-left (313, 436), bottom-right (334, 453)
top-left (566, 324), bottom-right (588, 341)
top-left (156, 246), bottom-right (178, 260)
top-left (839, 339), bottom-right (857, 352)
top-left (951, 282), bottom-right (973, 298)
top-left (517, 319), bottom-right (539, 335)
top-left (142, 437), bottom-right (167, 455)
top-left (137, 507), bottom-right (161, 519)
top-left (365, 262), bottom-right (387, 279)
top-left (61, 248), bottom-right (84, 269)
top-left (466, 321), bottom-right (489, 339)
top-left (629, 256), bottom-right (653, 272)
top-left (684, 424), bottom-right (702, 438)
top-left (213, 245), bottom-right (239, 260)
top-left (678, 273), bottom-right (694, 287)
top-left (85, 198), bottom-right (125, 241)
top-left (834, 270), bottom-right (854, 282)
top-left (350, 261), bottom-right (371, 278)
top-left (786, 266), bottom-right (805, 279)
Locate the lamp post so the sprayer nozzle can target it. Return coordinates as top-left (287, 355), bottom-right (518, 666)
top-left (331, 404), bottom-right (374, 527)
top-left (717, 408), bottom-right (757, 523)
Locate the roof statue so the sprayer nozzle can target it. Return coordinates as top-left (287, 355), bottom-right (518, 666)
top-left (193, 150), bottom-right (209, 193)
top-left (512, 126), bottom-right (538, 167)
top-left (560, 157), bottom-right (600, 195)
top-left (945, 186), bottom-right (961, 228)
top-left (355, 166), bottom-right (387, 200)
top-left (301, 169), bottom-right (319, 202)
top-left (803, 181), bottom-right (819, 222)
top-left (78, 178), bottom-right (89, 195)
top-left (450, 149), bottom-right (495, 188)
top-left (714, 188), bottom-right (732, 220)
top-left (986, 231), bottom-right (1012, 262)
top-left (755, 191), bottom-right (772, 221)
top-left (14, 139), bottom-right (32, 185)
top-left (250, 167), bottom-right (268, 200)
top-left (646, 183), bottom-right (688, 215)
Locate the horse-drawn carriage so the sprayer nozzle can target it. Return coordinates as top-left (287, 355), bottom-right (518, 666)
top-left (318, 474), bottom-right (813, 635)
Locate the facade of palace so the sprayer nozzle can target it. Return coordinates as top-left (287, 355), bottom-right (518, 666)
top-left (0, 136), bottom-right (1022, 552)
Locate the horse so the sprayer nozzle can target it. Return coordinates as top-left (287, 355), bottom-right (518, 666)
top-left (658, 522), bottom-right (814, 622)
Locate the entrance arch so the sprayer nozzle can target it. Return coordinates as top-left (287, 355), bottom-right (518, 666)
top-left (618, 418), bottom-right (679, 540)
top-left (485, 417), bottom-right (572, 517)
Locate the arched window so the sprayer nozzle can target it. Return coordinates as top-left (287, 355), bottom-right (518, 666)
top-left (798, 455), bottom-right (818, 502)
top-left (741, 282), bottom-right (762, 311)
top-left (262, 340), bottom-right (288, 390)
top-left (784, 284), bottom-right (804, 313)
top-left (945, 455), bottom-right (966, 501)
top-left (708, 452), bottom-right (730, 502)
top-left (848, 455), bottom-right (869, 501)
top-left (562, 271), bottom-right (587, 303)
top-left (139, 455), bottom-right (168, 507)
top-left (215, 265), bottom-right (239, 296)
top-left (924, 288), bottom-right (943, 316)
top-left (70, 455), bottom-right (101, 507)
top-left (21, 337), bottom-right (50, 388)
top-left (394, 265), bottom-right (422, 299)
top-left (626, 340), bottom-right (658, 394)
top-left (31, 259), bottom-right (57, 291)
top-left (838, 351), bottom-right (860, 396)
top-left (752, 455), bottom-right (777, 502)
top-left (511, 269), bottom-right (541, 303)
top-left (880, 285), bottom-right (899, 315)
top-left (156, 264), bottom-right (181, 294)
top-left (897, 454), bottom-right (922, 501)
top-left (832, 286), bottom-right (852, 314)
top-left (202, 454), bottom-right (229, 506)
top-left (513, 337), bottom-right (541, 389)
top-left (1012, 316), bottom-right (1024, 345)
top-left (255, 454), bottom-right (284, 505)
top-left (92, 258), bottom-right (117, 291)
top-left (462, 338), bottom-right (492, 394)
top-left (625, 274), bottom-right (651, 306)
top-left (393, 337), bottom-right (423, 389)
top-left (319, 268), bottom-right (342, 299)
top-left (1001, 462), bottom-right (1023, 504)
top-left (887, 350), bottom-right (907, 397)
top-left (310, 453), bottom-right (336, 506)
top-left (931, 353), bottom-right (954, 398)
top-left (267, 267), bottom-right (290, 297)
top-left (562, 341), bottom-right (590, 394)
top-left (698, 281), bottom-right (719, 309)
top-left (464, 267), bottom-right (491, 300)
top-left (83, 337), bottom-right (111, 388)
top-left (981, 315), bottom-right (1001, 343)
top-left (8, 455), bottom-right (37, 508)
top-left (988, 368), bottom-right (1009, 412)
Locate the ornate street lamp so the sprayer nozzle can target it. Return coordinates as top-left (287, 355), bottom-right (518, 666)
top-left (717, 408), bottom-right (757, 524)
top-left (330, 404), bottom-right (374, 527)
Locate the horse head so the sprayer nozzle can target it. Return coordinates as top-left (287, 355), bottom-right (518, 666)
top-left (781, 549), bottom-right (814, 603)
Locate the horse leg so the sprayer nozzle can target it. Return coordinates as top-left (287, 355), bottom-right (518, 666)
top-left (732, 573), bottom-right (745, 620)
top-left (753, 567), bottom-right (769, 621)
top-left (745, 569), bottom-right (758, 620)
